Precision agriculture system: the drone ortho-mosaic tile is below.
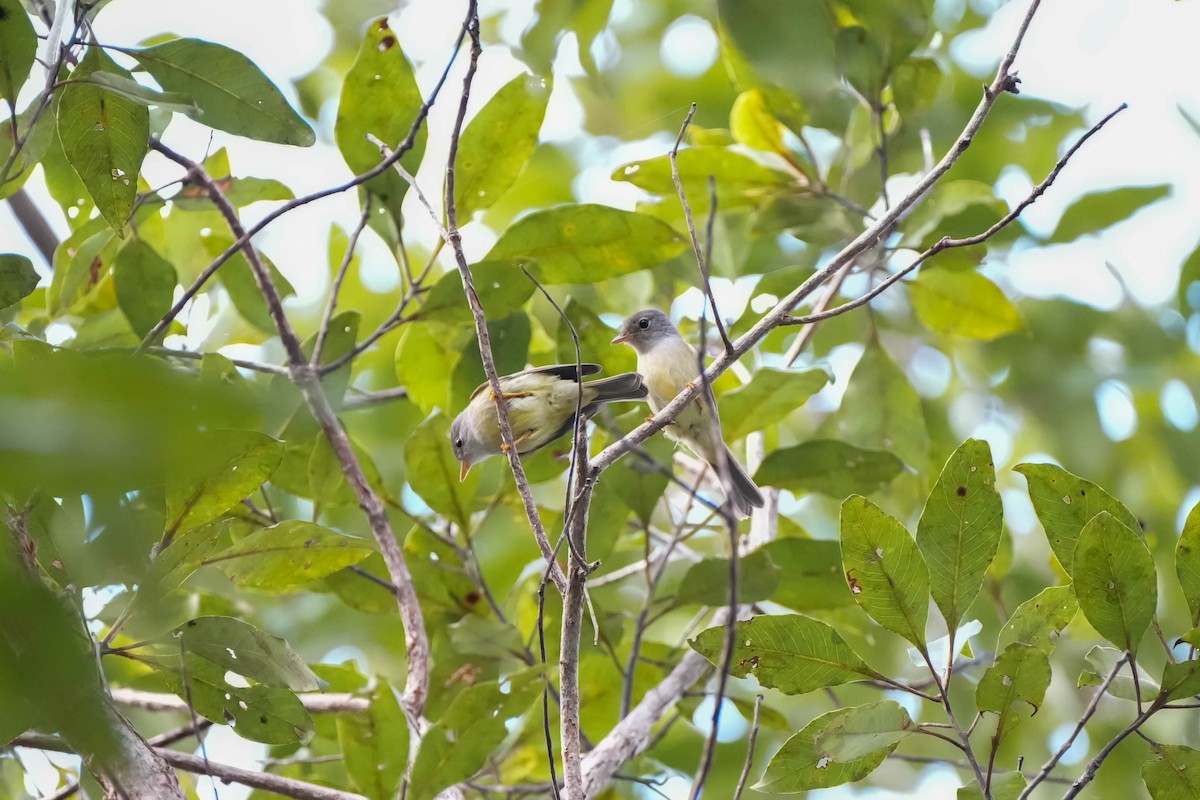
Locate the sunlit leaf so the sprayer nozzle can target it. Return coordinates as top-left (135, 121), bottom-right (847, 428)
top-left (730, 89), bottom-right (788, 154)
top-left (1158, 658), bottom-right (1200, 703)
top-left (57, 47), bottom-right (149, 235)
top-left (408, 668), bottom-right (544, 800)
top-left (690, 614), bottom-right (879, 695)
top-left (1013, 462), bottom-right (1140, 576)
top-left (755, 440), bottom-right (905, 497)
top-left (416, 261), bottom-right (536, 324)
top-left (338, 680), bottom-right (408, 800)
top-left (755, 701), bottom-right (911, 792)
top-left (1143, 744), bottom-right (1200, 800)
top-left (1073, 511), bottom-right (1156, 653)
top-left (165, 429), bottom-right (284, 540)
top-left (1177, 501), bottom-right (1200, 627)
top-left (177, 616), bottom-right (321, 691)
top-left (124, 38), bottom-right (314, 146)
top-left (910, 269), bottom-right (1024, 340)
top-left (613, 147), bottom-right (793, 210)
top-left (719, 367), bottom-right (828, 442)
top-left (1048, 184), bottom-right (1170, 243)
top-left (915, 439), bottom-right (1002, 628)
top-left (206, 520), bottom-right (374, 591)
top-left (997, 585), bottom-right (1077, 654)
top-left (840, 495), bottom-right (930, 648)
top-left (1077, 645), bottom-right (1156, 701)
top-left (486, 204), bottom-right (687, 283)
top-left (976, 643), bottom-right (1051, 742)
top-left (0, 253), bottom-right (37, 310)
top-left (455, 73), bottom-right (550, 219)
top-left (959, 772), bottom-right (1026, 800)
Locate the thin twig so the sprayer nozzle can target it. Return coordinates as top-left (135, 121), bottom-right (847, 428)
top-left (732, 695), bottom-right (763, 800)
top-left (312, 196), bottom-right (373, 366)
top-left (1059, 704), bottom-right (1159, 800)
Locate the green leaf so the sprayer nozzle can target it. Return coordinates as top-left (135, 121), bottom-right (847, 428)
top-left (136, 519), bottom-right (235, 606)
top-left (1158, 658), bottom-right (1200, 703)
top-left (408, 668), bottom-right (544, 800)
top-left (1078, 645), bottom-right (1157, 701)
top-left (840, 495), bottom-right (930, 648)
top-left (1013, 462), bottom-right (1140, 576)
top-left (1177, 501), bottom-right (1200, 627)
top-left (1144, 745), bottom-right (1200, 800)
top-left (605, 435), bottom-right (672, 525)
top-left (719, 368), bottom-right (828, 442)
top-left (337, 680), bottom-right (408, 800)
top-left (755, 701), bottom-right (911, 792)
top-left (959, 772), bottom-right (1027, 800)
top-left (755, 440), bottom-right (905, 497)
top-left (165, 429), bottom-right (284, 539)
top-left (205, 520), bottom-right (374, 591)
top-left (124, 38), bottom-right (313, 146)
top-left (840, 0), bottom-right (929, 70)
top-left (205, 237), bottom-right (296, 332)
top-left (976, 643), bottom-right (1052, 741)
top-left (1073, 511), bottom-right (1157, 652)
top-left (404, 412), bottom-right (477, 529)
top-left (689, 614), bottom-right (878, 695)
top-left (1048, 184), bottom-right (1170, 243)
top-left (57, 47), bottom-right (150, 235)
top-left (68, 71), bottom-right (198, 114)
top-left (837, 341), bottom-right (929, 469)
top-left (395, 322), bottom-right (459, 413)
top-left (835, 26), bottom-right (886, 102)
top-left (613, 147), bottom-right (793, 210)
top-left (892, 57), bottom-right (942, 115)
top-left (335, 18), bottom-right (424, 216)
top-left (416, 261), bottom-right (536, 324)
top-left (910, 269), bottom-right (1024, 340)
top-left (308, 435), bottom-right (386, 512)
top-left (113, 239), bottom-right (177, 336)
top-left (0, 0), bottom-right (36, 104)
top-left (0, 253), bottom-right (37, 309)
top-left (730, 89), bottom-right (788, 153)
top-left (177, 616), bottom-right (321, 691)
top-left (455, 73), bottom-right (550, 219)
top-left (150, 651), bottom-right (313, 744)
top-left (764, 538), bottom-right (855, 611)
top-left (485, 204), bottom-right (687, 284)
top-left (997, 585), bottom-right (1077, 654)
top-left (676, 547), bottom-right (781, 606)
top-left (915, 439), bottom-right (1002, 628)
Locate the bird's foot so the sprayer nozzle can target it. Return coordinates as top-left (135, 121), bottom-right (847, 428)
top-left (490, 390), bottom-right (533, 401)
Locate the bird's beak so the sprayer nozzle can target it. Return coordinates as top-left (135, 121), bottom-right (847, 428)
top-left (459, 461), bottom-right (471, 482)
top-left (611, 333), bottom-right (631, 345)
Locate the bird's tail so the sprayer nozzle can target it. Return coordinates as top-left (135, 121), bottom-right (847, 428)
top-left (719, 446), bottom-right (765, 518)
top-left (586, 372), bottom-right (648, 405)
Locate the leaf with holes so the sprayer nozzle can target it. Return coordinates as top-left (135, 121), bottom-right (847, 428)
top-left (205, 520), bottom-right (374, 591)
top-left (176, 616), bottom-right (321, 691)
top-left (1014, 462), bottom-right (1140, 576)
top-left (916, 439), bottom-right (1002, 628)
top-left (690, 614), bottom-right (879, 695)
top-left (997, 585), bottom-right (1077, 654)
top-left (56, 47), bottom-right (149, 235)
top-left (124, 38), bottom-right (313, 145)
top-left (408, 668), bottom-right (544, 800)
top-left (1143, 744), bottom-right (1200, 799)
top-left (455, 73), bottom-right (550, 219)
top-left (1073, 511), bottom-right (1157, 652)
top-left (755, 701), bottom-right (911, 792)
top-left (337, 680), bottom-right (408, 800)
top-left (976, 643), bottom-right (1051, 742)
top-left (164, 429), bottom-right (284, 540)
top-left (486, 204), bottom-right (687, 283)
top-left (840, 495), bottom-right (930, 648)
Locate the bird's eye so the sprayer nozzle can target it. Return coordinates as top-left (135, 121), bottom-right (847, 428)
top-left (454, 438), bottom-right (464, 449)
top-left (638, 318), bottom-right (649, 329)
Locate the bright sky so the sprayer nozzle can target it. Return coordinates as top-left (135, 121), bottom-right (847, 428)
top-left (6, 0), bottom-right (1199, 797)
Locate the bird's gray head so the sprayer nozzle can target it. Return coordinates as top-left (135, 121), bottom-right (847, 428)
top-left (611, 309), bottom-right (680, 354)
top-left (449, 412), bottom-right (487, 481)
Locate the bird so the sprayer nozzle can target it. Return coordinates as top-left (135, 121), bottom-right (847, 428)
top-left (449, 363), bottom-right (647, 480)
top-left (612, 309), bottom-right (764, 517)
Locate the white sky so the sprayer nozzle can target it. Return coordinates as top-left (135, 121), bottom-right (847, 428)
top-left (7, 0), bottom-right (1200, 797)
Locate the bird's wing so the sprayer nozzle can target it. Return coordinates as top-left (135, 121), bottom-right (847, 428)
top-left (466, 363), bottom-right (603, 402)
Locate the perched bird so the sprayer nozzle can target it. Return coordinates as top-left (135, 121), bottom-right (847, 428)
top-left (612, 309), bottom-right (764, 517)
top-left (449, 364), bottom-right (646, 480)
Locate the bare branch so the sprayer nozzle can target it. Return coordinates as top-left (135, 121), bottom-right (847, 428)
top-left (312, 196), bottom-right (373, 367)
top-left (732, 695), bottom-right (763, 800)
top-left (111, 687), bottom-right (368, 714)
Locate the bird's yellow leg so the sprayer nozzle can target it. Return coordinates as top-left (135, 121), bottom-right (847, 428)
top-left (501, 430), bottom-right (534, 452)
top-left (490, 390), bottom-right (534, 401)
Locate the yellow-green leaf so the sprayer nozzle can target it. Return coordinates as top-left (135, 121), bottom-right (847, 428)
top-left (910, 268), bottom-right (1023, 340)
